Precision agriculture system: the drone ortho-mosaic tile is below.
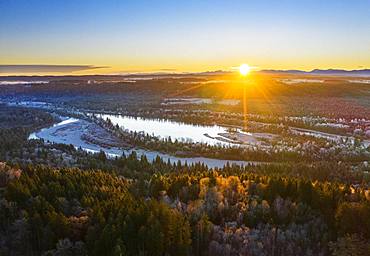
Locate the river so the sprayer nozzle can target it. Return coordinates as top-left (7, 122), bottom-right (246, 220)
top-left (29, 117), bottom-right (262, 168)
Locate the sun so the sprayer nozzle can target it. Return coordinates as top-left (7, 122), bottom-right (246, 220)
top-left (239, 64), bottom-right (250, 76)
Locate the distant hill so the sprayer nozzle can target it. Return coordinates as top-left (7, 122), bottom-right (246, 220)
top-left (260, 69), bottom-right (370, 76)
top-left (1, 69), bottom-right (370, 80)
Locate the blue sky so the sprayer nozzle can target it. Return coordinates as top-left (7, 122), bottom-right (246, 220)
top-left (1, 0), bottom-right (370, 74)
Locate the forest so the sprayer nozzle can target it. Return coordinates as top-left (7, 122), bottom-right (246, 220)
top-left (1, 159), bottom-right (369, 255)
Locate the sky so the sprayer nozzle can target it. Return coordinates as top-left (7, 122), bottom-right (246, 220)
top-left (1, 0), bottom-right (370, 75)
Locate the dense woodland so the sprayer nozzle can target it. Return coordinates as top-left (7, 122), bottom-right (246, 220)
top-left (1, 159), bottom-right (370, 255)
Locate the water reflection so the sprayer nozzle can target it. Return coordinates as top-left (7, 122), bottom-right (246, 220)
top-left (96, 114), bottom-right (232, 146)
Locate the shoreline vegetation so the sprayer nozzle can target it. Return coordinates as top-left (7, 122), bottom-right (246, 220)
top-left (91, 114), bottom-right (370, 163)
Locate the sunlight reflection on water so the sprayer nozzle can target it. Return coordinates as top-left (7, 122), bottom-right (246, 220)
top-left (97, 114), bottom-right (231, 146)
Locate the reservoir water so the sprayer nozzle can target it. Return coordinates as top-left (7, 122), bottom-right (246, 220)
top-left (95, 114), bottom-right (233, 146)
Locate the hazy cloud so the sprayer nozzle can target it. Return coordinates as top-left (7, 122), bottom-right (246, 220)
top-left (0, 65), bottom-right (108, 73)
top-left (158, 68), bottom-right (177, 71)
top-left (117, 68), bottom-right (178, 73)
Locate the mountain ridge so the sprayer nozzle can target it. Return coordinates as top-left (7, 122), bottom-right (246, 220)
top-left (260, 68), bottom-right (370, 76)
